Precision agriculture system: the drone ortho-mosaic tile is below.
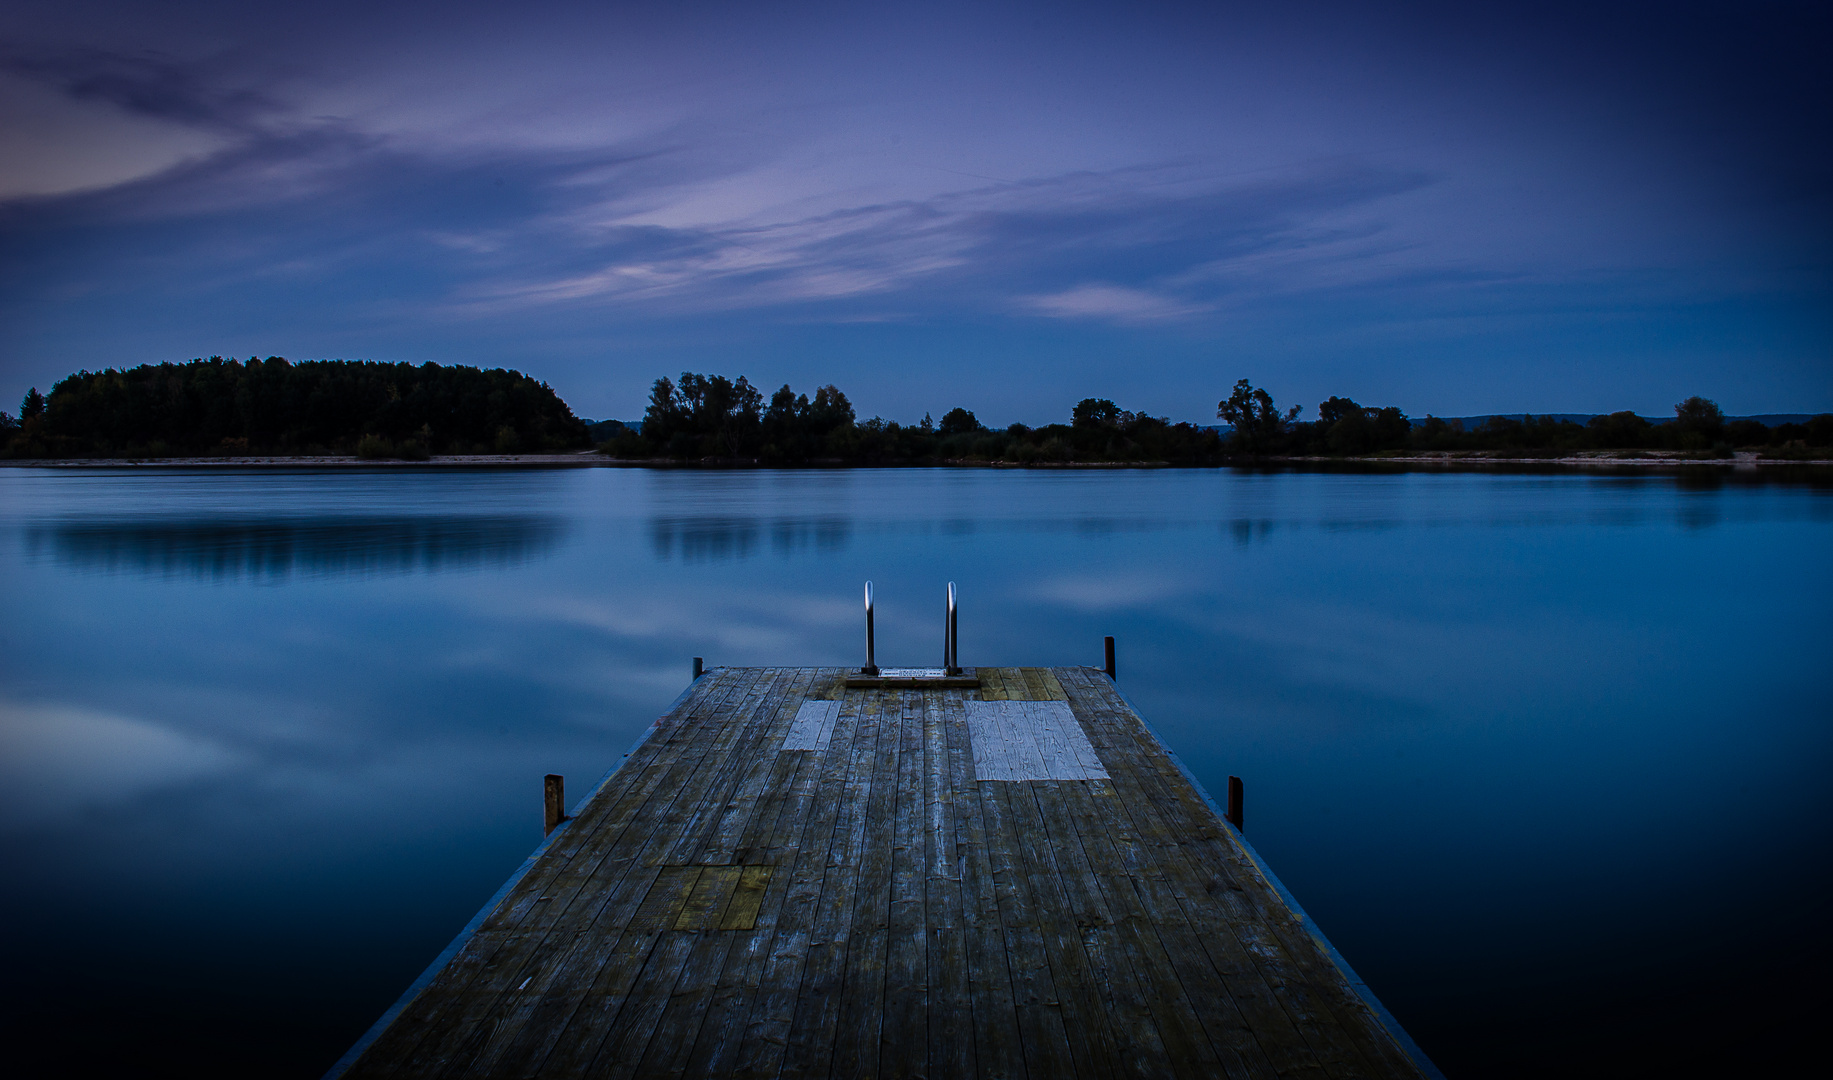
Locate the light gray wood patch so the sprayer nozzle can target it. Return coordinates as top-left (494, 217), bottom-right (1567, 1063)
top-left (780, 699), bottom-right (841, 752)
top-left (963, 699), bottom-right (1110, 781)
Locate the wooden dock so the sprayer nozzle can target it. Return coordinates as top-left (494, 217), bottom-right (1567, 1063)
top-left (331, 667), bottom-right (1439, 1079)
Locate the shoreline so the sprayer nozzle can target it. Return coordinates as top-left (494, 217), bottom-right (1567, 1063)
top-left (3, 450), bottom-right (1830, 469)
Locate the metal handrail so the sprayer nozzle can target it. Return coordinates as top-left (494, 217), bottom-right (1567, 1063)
top-left (945, 582), bottom-right (959, 674)
top-left (862, 581), bottom-right (878, 675)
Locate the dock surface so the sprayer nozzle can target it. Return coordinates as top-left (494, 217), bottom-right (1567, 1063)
top-left (335, 667), bottom-right (1434, 1079)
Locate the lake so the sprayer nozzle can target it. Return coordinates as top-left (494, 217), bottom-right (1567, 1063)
top-left (2, 464), bottom-right (1828, 1078)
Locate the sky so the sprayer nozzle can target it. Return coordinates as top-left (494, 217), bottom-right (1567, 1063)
top-left (1, 0), bottom-right (1828, 425)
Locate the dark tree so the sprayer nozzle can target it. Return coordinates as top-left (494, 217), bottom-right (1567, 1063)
top-left (642, 372), bottom-right (768, 457)
top-left (20, 388), bottom-right (45, 420)
top-left (1217, 379), bottom-right (1301, 454)
top-left (1585, 411), bottom-right (1652, 448)
top-left (1073, 398), bottom-right (1123, 428)
top-left (1317, 396), bottom-right (1361, 425)
top-left (938, 407), bottom-right (981, 435)
top-left (1673, 396), bottom-right (1725, 437)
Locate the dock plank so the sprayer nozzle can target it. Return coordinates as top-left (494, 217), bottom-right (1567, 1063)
top-left (727, 687), bottom-right (864, 1078)
top-left (943, 689), bottom-right (1028, 1080)
top-left (336, 667), bottom-right (1435, 1080)
top-left (923, 691), bottom-right (975, 1080)
top-left (360, 669), bottom-right (762, 1078)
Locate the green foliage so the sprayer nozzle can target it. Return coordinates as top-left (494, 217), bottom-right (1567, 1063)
top-left (4, 357), bottom-right (589, 458)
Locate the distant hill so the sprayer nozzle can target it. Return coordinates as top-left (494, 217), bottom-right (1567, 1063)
top-left (1417, 413), bottom-right (1823, 428)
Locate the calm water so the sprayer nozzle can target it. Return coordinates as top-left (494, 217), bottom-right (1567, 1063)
top-left (2, 465), bottom-right (1829, 1078)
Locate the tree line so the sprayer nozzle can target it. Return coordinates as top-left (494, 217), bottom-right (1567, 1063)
top-left (598, 373), bottom-right (1226, 463)
top-left (1, 357), bottom-right (591, 459)
top-left (4, 360), bottom-right (1826, 463)
top-left (600, 372), bottom-right (1831, 465)
top-left (1216, 379), bottom-right (1833, 459)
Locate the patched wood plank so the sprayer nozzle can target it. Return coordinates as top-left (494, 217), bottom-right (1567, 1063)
top-left (336, 667), bottom-right (1435, 1080)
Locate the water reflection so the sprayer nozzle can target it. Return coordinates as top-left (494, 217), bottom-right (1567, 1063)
top-left (26, 515), bottom-right (565, 580)
top-left (1226, 518), bottom-right (1280, 545)
top-left (2, 465), bottom-right (1829, 1080)
top-left (650, 516), bottom-right (851, 562)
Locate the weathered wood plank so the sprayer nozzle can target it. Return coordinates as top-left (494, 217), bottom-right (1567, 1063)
top-left (778, 689), bottom-right (885, 1079)
top-left (976, 764), bottom-right (1078, 1078)
top-left (1057, 666), bottom-right (1412, 1080)
top-left (923, 691), bottom-right (975, 1080)
top-left (1001, 776), bottom-right (1126, 1077)
top-left (480, 671), bottom-right (787, 1079)
top-left (881, 690), bottom-right (929, 1080)
top-left (357, 669), bottom-right (764, 1078)
top-left (828, 689), bottom-right (902, 1079)
top-left (1027, 777), bottom-right (1179, 1080)
top-left (337, 667), bottom-right (1434, 1080)
top-left (728, 688), bottom-right (863, 1078)
top-left (718, 678), bottom-right (854, 1070)
top-left (943, 689), bottom-right (1027, 1080)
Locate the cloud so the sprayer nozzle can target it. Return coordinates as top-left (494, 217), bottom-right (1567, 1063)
top-left (433, 158), bottom-right (1432, 323)
top-left (1020, 283), bottom-right (1208, 323)
top-left (0, 45), bottom-right (277, 134)
top-left (1030, 573), bottom-right (1184, 612)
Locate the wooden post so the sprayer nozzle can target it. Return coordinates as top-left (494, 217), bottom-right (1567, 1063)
top-left (544, 774), bottom-right (566, 836)
top-left (1104, 636), bottom-right (1116, 680)
top-left (1226, 775), bottom-right (1243, 830)
top-left (692, 656), bottom-right (703, 680)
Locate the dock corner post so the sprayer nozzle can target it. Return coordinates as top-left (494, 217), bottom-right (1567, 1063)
top-left (945, 581), bottom-right (959, 675)
top-left (544, 774), bottom-right (566, 836)
top-left (1104, 635), bottom-right (1116, 680)
top-left (862, 580), bottom-right (878, 675)
top-left (692, 656), bottom-right (703, 680)
top-left (1226, 775), bottom-right (1243, 830)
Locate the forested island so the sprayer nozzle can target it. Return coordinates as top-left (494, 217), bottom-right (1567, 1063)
top-left (1, 357), bottom-right (590, 459)
top-left (4, 360), bottom-right (1829, 464)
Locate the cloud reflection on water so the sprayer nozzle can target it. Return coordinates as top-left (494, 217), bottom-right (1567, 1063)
top-left (0, 700), bottom-right (244, 826)
top-left (26, 515), bottom-right (566, 580)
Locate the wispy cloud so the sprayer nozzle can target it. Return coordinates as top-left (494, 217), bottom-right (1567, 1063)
top-left (1, 45), bottom-right (278, 135)
top-left (1020, 283), bottom-right (1209, 322)
top-left (435, 158), bottom-right (1432, 324)
top-left (2, 2), bottom-right (1821, 414)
